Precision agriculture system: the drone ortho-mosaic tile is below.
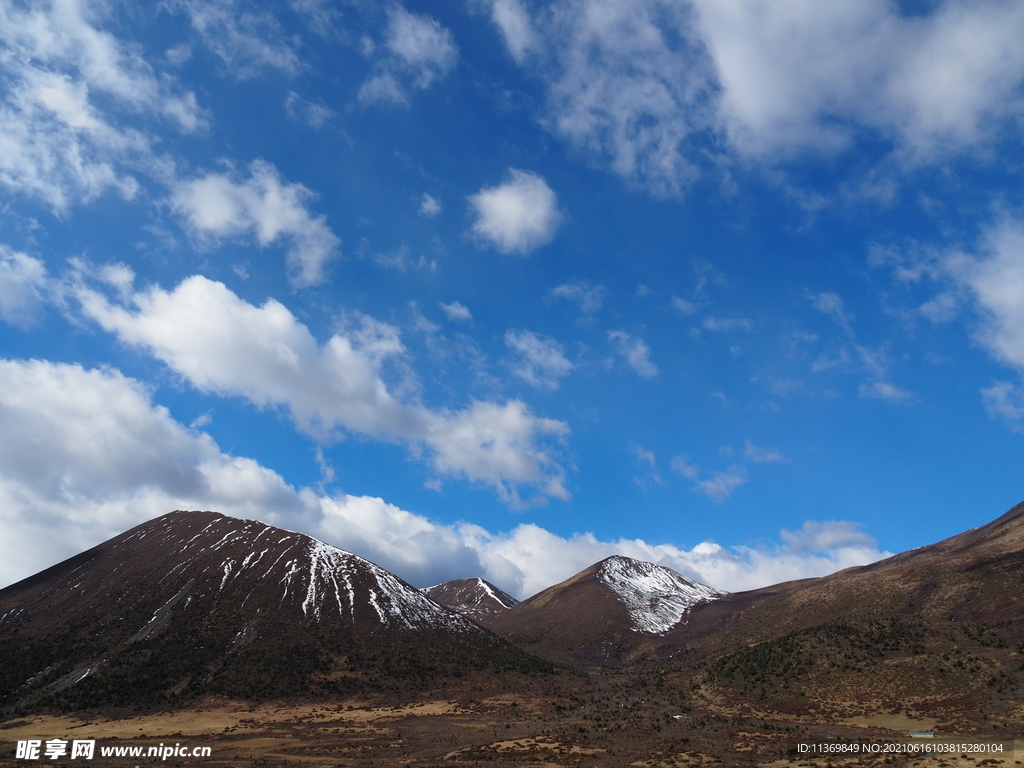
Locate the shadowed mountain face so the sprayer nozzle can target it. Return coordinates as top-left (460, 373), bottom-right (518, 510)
top-left (0, 511), bottom-right (543, 711)
top-left (670, 501), bottom-right (1024, 727)
top-left (422, 578), bottom-right (519, 622)
top-left (482, 556), bottom-right (724, 664)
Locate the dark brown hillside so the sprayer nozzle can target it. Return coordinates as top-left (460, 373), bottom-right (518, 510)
top-left (665, 501), bottom-right (1024, 730)
top-left (0, 511), bottom-right (547, 713)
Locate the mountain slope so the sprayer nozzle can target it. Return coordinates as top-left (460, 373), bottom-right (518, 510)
top-left (0, 511), bottom-right (543, 711)
top-left (482, 556), bottom-right (724, 664)
top-left (422, 578), bottom-right (519, 622)
top-left (668, 501), bottom-right (1024, 728)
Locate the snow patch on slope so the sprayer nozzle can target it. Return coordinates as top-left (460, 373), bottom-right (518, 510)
top-left (597, 556), bottom-right (725, 635)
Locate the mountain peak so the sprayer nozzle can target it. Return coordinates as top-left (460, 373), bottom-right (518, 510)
top-left (422, 577), bottom-right (519, 621)
top-left (0, 510), bottom-right (532, 708)
top-left (594, 556), bottom-right (725, 634)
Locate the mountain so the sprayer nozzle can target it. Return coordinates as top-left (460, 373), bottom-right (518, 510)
top-left (482, 555), bottom-right (724, 664)
top-left (0, 511), bottom-right (545, 712)
top-left (667, 501), bottom-right (1024, 729)
top-left (422, 578), bottom-right (519, 622)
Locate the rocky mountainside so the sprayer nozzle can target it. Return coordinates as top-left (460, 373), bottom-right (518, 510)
top-left (482, 556), bottom-right (724, 664)
top-left (0, 511), bottom-right (544, 711)
top-left (422, 578), bottom-right (519, 622)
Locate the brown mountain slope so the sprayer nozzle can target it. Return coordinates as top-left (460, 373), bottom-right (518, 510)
top-left (0, 511), bottom-right (546, 713)
top-left (663, 501), bottom-right (1024, 730)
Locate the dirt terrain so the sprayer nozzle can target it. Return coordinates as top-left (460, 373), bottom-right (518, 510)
top-left (2, 667), bottom-right (1021, 767)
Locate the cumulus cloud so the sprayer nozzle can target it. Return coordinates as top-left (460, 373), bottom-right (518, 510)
top-left (469, 170), bottom-right (562, 255)
top-left (505, 329), bottom-right (573, 389)
top-left (0, 248), bottom-right (49, 328)
top-left (552, 280), bottom-right (604, 313)
top-left (535, 0), bottom-right (709, 197)
top-left (0, 357), bottom-right (891, 594)
top-left (608, 330), bottom-right (659, 378)
top-left (74, 274), bottom-right (570, 506)
top-left (491, 0), bottom-right (1024, 195)
top-left (0, 0), bottom-right (202, 210)
top-left (171, 160), bottom-right (340, 288)
top-left (0, 357), bottom-right (304, 588)
top-left (948, 218), bottom-right (1024, 371)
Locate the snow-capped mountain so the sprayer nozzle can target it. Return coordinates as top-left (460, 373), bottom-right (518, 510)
top-left (595, 556), bottom-right (725, 634)
top-left (422, 577), bottom-right (519, 621)
top-left (482, 555), bottom-right (724, 664)
top-left (0, 511), bottom-right (534, 708)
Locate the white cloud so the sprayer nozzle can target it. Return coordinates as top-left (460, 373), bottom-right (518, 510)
top-left (0, 0), bottom-right (202, 210)
top-left (948, 218), bottom-right (1024, 371)
top-left (535, 0), bottom-right (709, 197)
top-left (779, 520), bottom-right (876, 554)
top-left (919, 292), bottom-right (960, 324)
top-left (670, 455), bottom-right (698, 480)
top-left (858, 381), bottom-right (913, 402)
top-left (359, 7), bottom-right (457, 105)
top-left (694, 465), bottom-right (747, 502)
top-left (694, 0), bottom-right (1024, 160)
top-left (0, 357), bottom-right (304, 588)
top-left (671, 295), bottom-right (698, 315)
top-left (419, 193), bottom-right (442, 217)
top-left (285, 91), bottom-right (334, 128)
top-left (439, 300), bottom-right (471, 321)
top-left (171, 160), bottom-right (340, 288)
top-left (608, 330), bottom-right (659, 378)
top-left (505, 329), bottom-right (573, 389)
top-left (0, 356), bottom-right (890, 596)
top-left (0, 248), bottom-right (48, 328)
top-left (701, 316), bottom-right (752, 332)
top-left (809, 290), bottom-right (853, 331)
top-left (74, 275), bottom-right (570, 506)
top-left (469, 169), bottom-right (562, 255)
top-left (981, 381), bottom-right (1024, 427)
top-left (744, 439), bottom-right (789, 464)
top-left (485, 0), bottom-right (535, 63)
top-left (358, 73), bottom-right (409, 106)
top-left (671, 454), bottom-right (748, 502)
top-left (552, 280), bottom-right (604, 313)
top-left (385, 6), bottom-right (458, 88)
top-left (495, 0), bottom-right (1024, 195)
top-left (173, 0), bottom-right (301, 78)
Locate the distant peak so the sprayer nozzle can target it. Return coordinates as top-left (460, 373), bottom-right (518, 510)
top-left (595, 556), bottom-right (724, 635)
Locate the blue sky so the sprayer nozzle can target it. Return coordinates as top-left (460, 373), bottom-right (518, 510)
top-left (2, 0), bottom-right (1024, 598)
